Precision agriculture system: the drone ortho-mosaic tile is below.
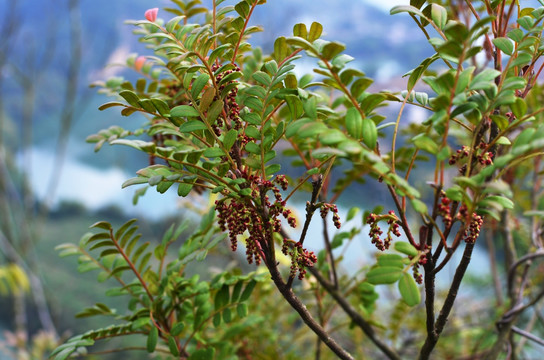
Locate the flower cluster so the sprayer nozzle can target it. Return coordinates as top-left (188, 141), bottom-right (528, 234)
top-left (286, 241), bottom-right (318, 280)
top-left (215, 174), bottom-right (297, 266)
top-left (448, 145), bottom-right (470, 165)
top-left (319, 203), bottom-right (341, 229)
top-left (210, 63), bottom-right (242, 135)
top-left (366, 211), bottom-right (401, 251)
top-left (437, 191), bottom-right (453, 228)
top-left (449, 142), bottom-right (494, 172)
top-left (463, 213), bottom-right (483, 243)
top-left (412, 263), bottom-right (423, 284)
top-left (478, 151), bottom-right (494, 166)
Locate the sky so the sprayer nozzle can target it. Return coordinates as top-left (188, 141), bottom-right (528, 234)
top-left (362, 0), bottom-right (406, 12)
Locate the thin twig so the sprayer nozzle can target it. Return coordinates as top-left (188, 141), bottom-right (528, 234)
top-left (419, 242), bottom-right (475, 359)
top-left (308, 267), bottom-right (401, 360)
top-left (511, 326), bottom-right (544, 347)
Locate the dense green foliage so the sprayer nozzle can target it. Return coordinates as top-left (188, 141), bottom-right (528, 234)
top-left (49, 0), bottom-right (544, 359)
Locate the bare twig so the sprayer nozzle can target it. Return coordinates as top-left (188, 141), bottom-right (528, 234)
top-left (308, 267), bottom-right (400, 360)
top-left (419, 242), bottom-right (475, 360)
top-left (511, 326), bottom-right (544, 348)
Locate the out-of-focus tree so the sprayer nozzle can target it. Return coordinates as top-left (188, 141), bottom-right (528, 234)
top-left (0, 0), bottom-right (87, 357)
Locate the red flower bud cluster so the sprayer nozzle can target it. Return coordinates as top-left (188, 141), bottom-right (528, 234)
top-left (437, 191), bottom-right (453, 228)
top-left (215, 174), bottom-right (298, 268)
top-left (449, 145), bottom-right (470, 165)
top-left (478, 151), bottom-right (494, 166)
top-left (366, 210), bottom-right (401, 251)
top-left (463, 213), bottom-right (483, 243)
top-left (209, 63), bottom-right (242, 135)
top-left (449, 142), bottom-right (494, 170)
top-left (319, 203), bottom-right (341, 229)
top-left (412, 263), bottom-right (423, 284)
top-left (288, 241), bottom-right (318, 280)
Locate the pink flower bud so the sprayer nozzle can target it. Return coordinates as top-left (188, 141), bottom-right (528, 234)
top-left (134, 56), bottom-right (146, 72)
top-left (145, 8), bottom-right (158, 22)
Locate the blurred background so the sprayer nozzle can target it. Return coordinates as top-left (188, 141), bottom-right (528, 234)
top-left (0, 0), bottom-right (434, 358)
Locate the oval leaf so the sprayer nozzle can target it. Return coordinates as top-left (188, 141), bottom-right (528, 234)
top-left (366, 266), bottom-right (403, 285)
top-left (398, 272), bottom-right (421, 306)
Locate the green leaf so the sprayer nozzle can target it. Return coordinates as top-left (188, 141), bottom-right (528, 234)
top-left (168, 336), bottom-right (180, 356)
top-left (469, 69), bottom-right (500, 90)
top-left (191, 73), bottom-right (210, 99)
top-left (293, 23), bottom-right (308, 38)
top-left (366, 266), bottom-right (403, 285)
top-left (411, 198), bottom-right (428, 214)
top-left (484, 195), bottom-right (514, 209)
top-left (265, 164), bottom-right (281, 176)
top-left (235, 1), bottom-right (250, 17)
top-left (274, 36), bottom-right (289, 62)
top-left (237, 303), bottom-right (248, 318)
top-left (507, 28), bottom-right (524, 43)
top-left (207, 100), bottom-right (224, 124)
top-left (215, 284), bottom-right (230, 310)
top-left (171, 322), bottom-right (185, 336)
top-left (119, 90), bottom-right (140, 107)
top-left (239, 280), bottom-right (256, 301)
top-left (179, 120), bottom-right (208, 133)
top-left (346, 207), bottom-right (360, 222)
top-left (345, 107), bottom-right (363, 139)
top-left (511, 97), bottom-right (527, 118)
top-left (52, 347), bottom-right (77, 360)
top-left (203, 147), bottom-right (225, 158)
top-left (285, 95), bottom-right (304, 119)
top-left (445, 186), bottom-right (464, 201)
top-left (98, 101), bottom-right (125, 111)
top-left (398, 272), bottom-right (421, 306)
top-left (493, 37), bottom-right (514, 55)
top-left (223, 307), bottom-right (232, 323)
top-left (308, 22), bottom-right (323, 42)
top-left (147, 326), bottom-right (158, 353)
top-left (394, 242), bottom-right (418, 257)
top-left (495, 136), bottom-right (511, 145)
top-left (390, 5), bottom-right (425, 17)
top-left (362, 117), bottom-right (377, 149)
top-left (90, 221), bottom-right (112, 231)
top-left (377, 254), bottom-right (404, 269)
top-left (321, 42), bottom-right (346, 61)
top-left (252, 71), bottom-right (271, 87)
top-left (188, 348), bottom-right (216, 360)
top-left (298, 121), bottom-right (328, 138)
top-left (431, 4), bottom-right (448, 29)
top-left (412, 134), bottom-right (439, 154)
top-left (171, 105), bottom-right (200, 118)
top-left (223, 129), bottom-right (238, 151)
top-left (178, 183), bottom-right (193, 197)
